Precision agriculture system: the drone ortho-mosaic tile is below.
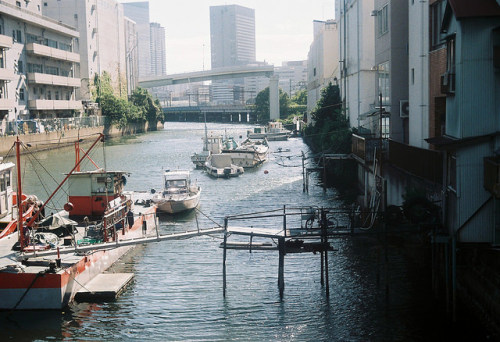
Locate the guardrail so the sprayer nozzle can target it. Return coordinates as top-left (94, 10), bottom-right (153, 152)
top-left (0, 116), bottom-right (105, 136)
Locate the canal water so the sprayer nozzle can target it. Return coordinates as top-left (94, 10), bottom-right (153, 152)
top-left (1, 122), bottom-right (490, 341)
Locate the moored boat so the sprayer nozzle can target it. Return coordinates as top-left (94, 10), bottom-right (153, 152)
top-left (152, 170), bottom-right (201, 214)
top-left (191, 135), bottom-right (224, 169)
top-left (222, 138), bottom-right (269, 168)
top-left (0, 135), bottom-right (157, 310)
top-left (247, 121), bottom-right (291, 141)
top-left (205, 154), bottom-right (244, 178)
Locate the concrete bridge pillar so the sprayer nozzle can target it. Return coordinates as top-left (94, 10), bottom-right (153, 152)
top-left (269, 75), bottom-right (280, 121)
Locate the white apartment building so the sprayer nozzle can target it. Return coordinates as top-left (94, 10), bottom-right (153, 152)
top-left (43, 0), bottom-right (127, 100)
top-left (307, 20), bottom-right (338, 117)
top-left (124, 17), bottom-right (138, 95)
top-left (0, 0), bottom-right (81, 123)
top-left (336, 0), bottom-right (376, 130)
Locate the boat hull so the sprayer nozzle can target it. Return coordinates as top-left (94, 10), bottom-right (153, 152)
top-left (153, 192), bottom-right (200, 214)
top-left (0, 204), bottom-right (157, 310)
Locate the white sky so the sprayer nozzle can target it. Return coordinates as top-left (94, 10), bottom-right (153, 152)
top-left (121, 0), bottom-right (335, 74)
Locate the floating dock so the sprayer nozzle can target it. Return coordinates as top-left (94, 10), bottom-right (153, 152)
top-left (75, 273), bottom-right (134, 302)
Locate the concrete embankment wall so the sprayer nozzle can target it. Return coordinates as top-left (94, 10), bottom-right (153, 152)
top-left (0, 122), bottom-right (162, 156)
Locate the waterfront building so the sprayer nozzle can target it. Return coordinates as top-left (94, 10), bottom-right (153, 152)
top-left (0, 0), bottom-right (81, 123)
top-left (122, 1), bottom-right (152, 79)
top-left (209, 4), bottom-right (256, 104)
top-left (335, 0), bottom-right (376, 130)
top-left (427, 0), bottom-right (500, 244)
top-left (374, 0), bottom-right (408, 144)
top-left (306, 20), bottom-right (338, 121)
top-left (43, 0), bottom-right (127, 100)
top-left (150, 22), bottom-right (166, 76)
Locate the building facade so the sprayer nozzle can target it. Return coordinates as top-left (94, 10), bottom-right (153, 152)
top-left (0, 0), bottom-right (81, 125)
top-left (122, 1), bottom-right (151, 79)
top-left (124, 17), bottom-right (139, 95)
top-left (150, 22), bottom-right (166, 76)
top-left (209, 4), bottom-right (256, 104)
top-left (43, 0), bottom-right (127, 100)
top-left (307, 20), bottom-right (338, 118)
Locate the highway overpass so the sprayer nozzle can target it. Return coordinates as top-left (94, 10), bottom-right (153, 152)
top-left (138, 65), bottom-right (274, 88)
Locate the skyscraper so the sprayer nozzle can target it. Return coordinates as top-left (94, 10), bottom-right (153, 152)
top-left (210, 5), bottom-right (256, 68)
top-left (122, 2), bottom-right (151, 78)
top-left (209, 4), bottom-right (256, 103)
top-left (150, 22), bottom-right (166, 76)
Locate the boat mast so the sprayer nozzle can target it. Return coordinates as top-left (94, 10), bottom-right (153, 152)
top-left (15, 137), bottom-right (25, 250)
top-left (204, 111), bottom-right (208, 152)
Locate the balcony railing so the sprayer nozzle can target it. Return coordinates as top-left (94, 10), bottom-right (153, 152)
top-left (27, 72), bottom-right (80, 87)
top-left (1, 116), bottom-right (105, 135)
top-left (0, 34), bottom-right (12, 49)
top-left (351, 134), bottom-right (382, 163)
top-left (388, 139), bottom-right (443, 184)
top-left (26, 43), bottom-right (80, 63)
top-left (28, 99), bottom-right (82, 110)
top-left (0, 68), bottom-right (14, 81)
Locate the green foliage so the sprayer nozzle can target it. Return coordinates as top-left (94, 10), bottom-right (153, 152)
top-left (291, 89), bottom-right (307, 105)
top-left (303, 83), bottom-right (351, 154)
top-left (254, 87), bottom-right (291, 123)
top-left (93, 74), bottom-right (161, 131)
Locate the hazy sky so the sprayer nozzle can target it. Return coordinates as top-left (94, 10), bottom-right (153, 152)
top-left (121, 0), bottom-right (335, 74)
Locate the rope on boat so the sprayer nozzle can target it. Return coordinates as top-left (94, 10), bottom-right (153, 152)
top-left (9, 270), bottom-right (46, 311)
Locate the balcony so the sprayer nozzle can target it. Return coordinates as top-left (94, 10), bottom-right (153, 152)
top-left (28, 99), bottom-right (82, 111)
top-left (0, 68), bottom-right (14, 81)
top-left (0, 98), bottom-right (14, 110)
top-left (27, 73), bottom-right (80, 87)
top-left (388, 139), bottom-right (443, 184)
top-left (26, 43), bottom-right (80, 63)
top-left (0, 34), bottom-right (12, 49)
top-left (351, 134), bottom-right (382, 164)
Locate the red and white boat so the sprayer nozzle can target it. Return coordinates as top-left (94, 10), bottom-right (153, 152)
top-left (0, 135), bottom-right (157, 310)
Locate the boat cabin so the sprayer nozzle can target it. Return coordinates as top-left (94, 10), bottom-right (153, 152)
top-left (67, 170), bottom-right (129, 217)
top-left (163, 170), bottom-right (191, 194)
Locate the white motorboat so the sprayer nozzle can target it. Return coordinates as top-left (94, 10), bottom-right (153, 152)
top-left (191, 135), bottom-right (224, 168)
top-left (152, 170), bottom-right (201, 214)
top-left (247, 121), bottom-right (291, 141)
top-left (205, 154), bottom-right (244, 178)
top-left (222, 138), bottom-right (269, 168)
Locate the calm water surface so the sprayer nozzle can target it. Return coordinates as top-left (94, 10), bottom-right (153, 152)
top-left (0, 123), bottom-right (489, 341)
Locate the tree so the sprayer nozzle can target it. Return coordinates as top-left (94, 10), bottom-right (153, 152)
top-left (130, 87), bottom-right (163, 131)
top-left (291, 89), bottom-right (307, 106)
top-left (254, 87), bottom-right (290, 123)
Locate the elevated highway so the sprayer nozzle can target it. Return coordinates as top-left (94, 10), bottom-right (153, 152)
top-left (138, 65), bottom-right (274, 88)
top-left (163, 104), bottom-right (255, 123)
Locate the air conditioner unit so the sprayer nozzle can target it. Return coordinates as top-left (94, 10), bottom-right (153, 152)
top-left (400, 100), bottom-right (409, 118)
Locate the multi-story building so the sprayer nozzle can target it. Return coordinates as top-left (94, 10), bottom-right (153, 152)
top-left (150, 22), bottom-right (166, 76)
top-left (43, 0), bottom-right (127, 100)
top-left (124, 17), bottom-right (139, 95)
top-left (209, 4), bottom-right (256, 104)
top-left (307, 20), bottom-right (338, 118)
top-left (336, 0), bottom-right (376, 130)
top-left (122, 1), bottom-right (151, 79)
top-left (0, 0), bottom-right (81, 124)
top-left (276, 60), bottom-right (307, 98)
top-left (374, 0), bottom-right (408, 143)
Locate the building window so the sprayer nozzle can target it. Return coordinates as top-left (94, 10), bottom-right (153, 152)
top-left (378, 61), bottom-right (390, 106)
top-left (45, 66), bottom-right (59, 76)
top-left (55, 91), bottom-right (59, 100)
top-left (313, 67), bottom-right (316, 77)
top-left (27, 63), bottom-right (43, 73)
top-left (19, 88), bottom-right (24, 101)
top-left (377, 4), bottom-right (389, 36)
top-left (16, 1), bottom-right (21, 7)
top-left (12, 30), bottom-right (22, 43)
top-left (430, 1), bottom-right (444, 49)
top-left (446, 36), bottom-right (456, 73)
top-left (447, 154), bottom-right (457, 192)
top-left (26, 33), bottom-right (38, 44)
top-left (0, 49), bottom-right (4, 69)
top-left (47, 90), bottom-right (51, 100)
top-left (411, 68), bottom-right (414, 85)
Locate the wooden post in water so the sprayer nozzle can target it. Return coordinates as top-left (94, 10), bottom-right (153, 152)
top-left (321, 209), bottom-right (329, 297)
top-left (278, 237), bottom-right (285, 299)
top-left (322, 155), bottom-right (326, 193)
top-left (320, 250), bottom-right (324, 286)
top-left (302, 151), bottom-right (306, 192)
top-left (223, 217), bottom-right (228, 298)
